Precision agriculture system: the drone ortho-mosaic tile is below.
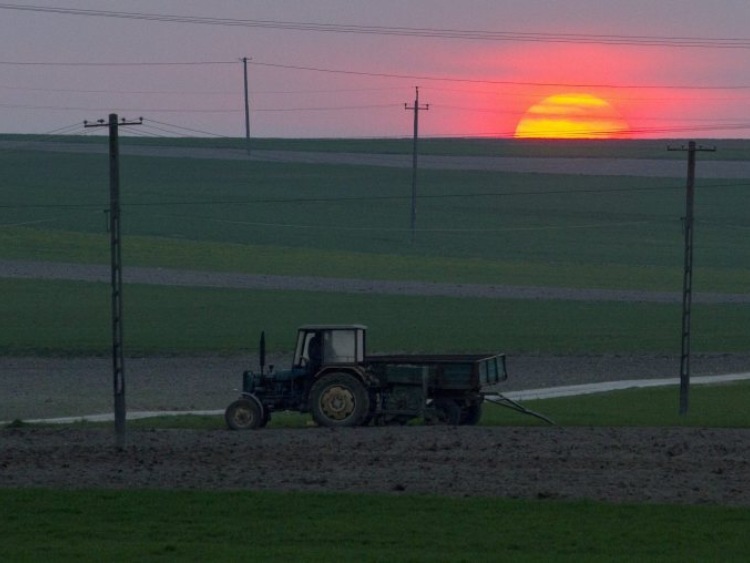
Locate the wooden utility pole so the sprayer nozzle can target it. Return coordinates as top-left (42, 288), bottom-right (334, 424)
top-left (242, 57), bottom-right (251, 156)
top-left (668, 140), bottom-right (715, 416)
top-left (405, 87), bottom-right (429, 243)
top-left (84, 113), bottom-right (142, 449)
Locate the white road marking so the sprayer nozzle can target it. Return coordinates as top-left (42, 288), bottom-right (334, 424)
top-left (497, 372), bottom-right (750, 401)
top-left (5, 372), bottom-right (749, 425)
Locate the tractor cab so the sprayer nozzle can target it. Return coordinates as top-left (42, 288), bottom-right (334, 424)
top-left (292, 324), bottom-right (367, 374)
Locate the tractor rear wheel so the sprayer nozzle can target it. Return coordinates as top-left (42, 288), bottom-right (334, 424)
top-left (225, 397), bottom-right (265, 430)
top-left (310, 373), bottom-right (370, 428)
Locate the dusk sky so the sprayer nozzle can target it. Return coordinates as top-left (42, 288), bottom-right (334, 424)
top-left (2, 0), bottom-right (750, 138)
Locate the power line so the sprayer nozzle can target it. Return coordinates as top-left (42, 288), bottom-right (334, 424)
top-left (2, 4), bottom-right (750, 49)
top-left (429, 85), bottom-right (750, 103)
top-left (249, 60), bottom-right (750, 91)
top-left (142, 119), bottom-right (225, 138)
top-left (253, 104), bottom-right (400, 112)
top-left (41, 122), bottom-right (89, 135)
top-left (124, 127), bottom-right (164, 139)
top-left (438, 104), bottom-right (750, 123)
top-left (1, 112), bottom-right (747, 138)
top-left (0, 59), bottom-right (234, 67)
top-left (4, 55), bottom-right (750, 91)
top-left (0, 100), bottom-right (401, 114)
top-left (0, 122), bottom-right (90, 152)
top-left (143, 213), bottom-right (660, 234)
top-left (253, 87), bottom-right (405, 95)
top-left (0, 84), bottom-right (237, 95)
top-left (0, 102), bottom-right (421, 123)
top-left (7, 79), bottom-right (750, 103)
top-left (0, 102), bottom-right (241, 113)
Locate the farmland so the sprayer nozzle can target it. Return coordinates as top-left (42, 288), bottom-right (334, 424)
top-left (1, 134), bottom-right (749, 406)
top-left (2, 136), bottom-right (749, 561)
top-left (3, 137), bottom-right (750, 283)
top-left (1, 135), bottom-right (748, 361)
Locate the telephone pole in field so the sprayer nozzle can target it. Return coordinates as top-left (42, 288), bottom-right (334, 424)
top-left (668, 140), bottom-right (715, 416)
top-left (405, 86), bottom-right (429, 243)
top-left (242, 57), bottom-right (251, 155)
top-left (84, 113), bottom-right (142, 450)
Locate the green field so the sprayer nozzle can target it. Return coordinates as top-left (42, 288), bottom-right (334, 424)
top-left (1, 137), bottom-right (749, 355)
top-left (5, 225), bottom-right (750, 293)
top-left (0, 143), bottom-right (750, 284)
top-left (2, 138), bottom-right (749, 561)
top-left (1, 488), bottom-right (748, 562)
top-left (2, 277), bottom-right (749, 356)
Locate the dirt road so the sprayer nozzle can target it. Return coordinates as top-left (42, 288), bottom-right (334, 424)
top-left (3, 259), bottom-right (749, 304)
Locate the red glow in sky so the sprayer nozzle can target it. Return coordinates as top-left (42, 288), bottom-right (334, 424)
top-left (1, 2), bottom-right (749, 138)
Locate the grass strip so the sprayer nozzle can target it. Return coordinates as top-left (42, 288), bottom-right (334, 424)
top-left (0, 489), bottom-right (748, 562)
top-left (2, 278), bottom-right (749, 356)
top-left (485, 380), bottom-right (750, 427)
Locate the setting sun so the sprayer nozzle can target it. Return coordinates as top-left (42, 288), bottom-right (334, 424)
top-left (514, 93), bottom-right (630, 139)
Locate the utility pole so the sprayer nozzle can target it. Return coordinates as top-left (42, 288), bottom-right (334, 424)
top-left (242, 57), bottom-right (251, 156)
top-left (404, 86), bottom-right (429, 243)
top-left (84, 113), bottom-right (142, 450)
top-left (667, 140), bottom-right (715, 416)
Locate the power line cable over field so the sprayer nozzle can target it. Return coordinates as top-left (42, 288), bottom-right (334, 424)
top-left (3, 4), bottom-right (750, 49)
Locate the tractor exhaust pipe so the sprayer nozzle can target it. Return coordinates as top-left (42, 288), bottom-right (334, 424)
top-left (259, 331), bottom-right (266, 376)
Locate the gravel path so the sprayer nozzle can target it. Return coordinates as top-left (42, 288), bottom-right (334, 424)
top-left (2, 259), bottom-right (749, 304)
top-left (3, 353), bottom-right (749, 421)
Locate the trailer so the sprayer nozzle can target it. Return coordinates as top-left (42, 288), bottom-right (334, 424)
top-left (225, 324), bottom-right (508, 429)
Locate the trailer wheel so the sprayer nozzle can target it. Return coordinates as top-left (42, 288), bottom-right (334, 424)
top-left (460, 402), bottom-right (483, 426)
top-left (225, 397), bottom-right (265, 430)
top-left (430, 398), bottom-right (462, 425)
top-left (361, 391), bottom-right (378, 427)
top-left (310, 373), bottom-right (370, 428)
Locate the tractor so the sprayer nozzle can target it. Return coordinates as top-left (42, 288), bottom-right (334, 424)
top-left (225, 324), bottom-right (507, 429)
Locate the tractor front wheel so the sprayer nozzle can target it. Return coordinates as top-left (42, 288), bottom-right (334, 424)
top-left (310, 373), bottom-right (370, 428)
top-left (225, 397), bottom-right (265, 430)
